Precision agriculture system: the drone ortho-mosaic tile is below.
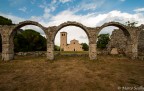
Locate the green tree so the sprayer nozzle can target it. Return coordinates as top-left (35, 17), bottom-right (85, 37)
top-left (54, 45), bottom-right (60, 51)
top-left (14, 29), bottom-right (46, 52)
top-left (0, 16), bottom-right (13, 25)
top-left (81, 43), bottom-right (89, 51)
top-left (97, 34), bottom-right (110, 49)
top-left (125, 21), bottom-right (138, 27)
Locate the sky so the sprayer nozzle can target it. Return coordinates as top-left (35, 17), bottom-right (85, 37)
top-left (0, 0), bottom-right (144, 45)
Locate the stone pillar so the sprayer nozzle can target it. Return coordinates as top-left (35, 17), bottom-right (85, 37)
top-left (125, 28), bottom-right (139, 59)
top-left (2, 34), bottom-right (14, 61)
top-left (131, 34), bottom-right (138, 59)
top-left (125, 37), bottom-right (132, 57)
top-left (89, 43), bottom-right (97, 60)
top-left (131, 42), bottom-right (138, 59)
top-left (47, 41), bottom-right (54, 60)
top-left (89, 28), bottom-right (97, 60)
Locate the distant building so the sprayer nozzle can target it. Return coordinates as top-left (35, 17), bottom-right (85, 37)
top-left (60, 32), bottom-right (83, 51)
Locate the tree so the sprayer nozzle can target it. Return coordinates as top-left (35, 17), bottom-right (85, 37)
top-left (54, 45), bottom-right (60, 51)
top-left (97, 34), bottom-right (110, 49)
top-left (14, 29), bottom-right (47, 52)
top-left (0, 16), bottom-right (13, 25)
top-left (125, 21), bottom-right (138, 27)
top-left (81, 43), bottom-right (89, 51)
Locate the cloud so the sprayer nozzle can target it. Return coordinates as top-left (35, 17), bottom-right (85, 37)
top-left (39, 0), bottom-right (57, 19)
top-left (18, 7), bottom-right (27, 12)
top-left (21, 25), bottom-right (45, 36)
top-left (0, 12), bottom-right (25, 24)
top-left (79, 35), bottom-right (88, 39)
top-left (9, 0), bottom-right (25, 6)
top-left (1, 9), bottom-right (144, 45)
top-left (59, 0), bottom-right (71, 3)
top-left (73, 0), bottom-right (105, 12)
top-left (134, 8), bottom-right (144, 12)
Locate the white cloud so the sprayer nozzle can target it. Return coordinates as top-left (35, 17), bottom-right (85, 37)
top-left (59, 0), bottom-right (71, 3)
top-left (73, 0), bottom-right (105, 12)
top-left (9, 0), bottom-right (25, 6)
top-left (79, 35), bottom-right (88, 39)
top-left (1, 9), bottom-right (144, 45)
top-left (0, 12), bottom-right (25, 24)
top-left (21, 25), bottom-right (45, 36)
top-left (39, 0), bottom-right (57, 19)
top-left (134, 8), bottom-right (144, 12)
top-left (18, 7), bottom-right (27, 12)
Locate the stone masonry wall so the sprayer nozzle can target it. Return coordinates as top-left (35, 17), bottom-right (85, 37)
top-left (138, 30), bottom-right (144, 56)
top-left (108, 29), bottom-right (144, 56)
top-left (107, 29), bottom-right (127, 54)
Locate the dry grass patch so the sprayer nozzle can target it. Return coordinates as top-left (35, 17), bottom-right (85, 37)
top-left (0, 55), bottom-right (144, 91)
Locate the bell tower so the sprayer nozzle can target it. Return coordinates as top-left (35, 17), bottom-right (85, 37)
top-left (60, 32), bottom-right (67, 51)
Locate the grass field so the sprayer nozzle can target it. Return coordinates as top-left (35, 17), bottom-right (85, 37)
top-left (0, 55), bottom-right (144, 91)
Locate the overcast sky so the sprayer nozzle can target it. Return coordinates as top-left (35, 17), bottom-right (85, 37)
top-left (0, 0), bottom-right (144, 45)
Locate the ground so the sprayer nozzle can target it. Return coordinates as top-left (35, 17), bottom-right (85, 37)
top-left (0, 55), bottom-right (144, 91)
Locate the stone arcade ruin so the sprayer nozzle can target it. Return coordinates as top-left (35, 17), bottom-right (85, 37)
top-left (0, 20), bottom-right (144, 61)
top-left (108, 29), bottom-right (144, 59)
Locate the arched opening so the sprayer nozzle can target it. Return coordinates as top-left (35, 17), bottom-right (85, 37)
top-left (10, 22), bottom-right (47, 60)
top-left (138, 29), bottom-right (144, 59)
top-left (54, 24), bottom-right (89, 57)
top-left (74, 49), bottom-right (75, 51)
top-left (97, 22), bottom-right (131, 56)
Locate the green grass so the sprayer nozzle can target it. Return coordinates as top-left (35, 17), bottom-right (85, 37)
top-left (54, 51), bottom-right (89, 54)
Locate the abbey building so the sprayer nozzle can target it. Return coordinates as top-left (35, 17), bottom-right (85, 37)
top-left (60, 32), bottom-right (83, 51)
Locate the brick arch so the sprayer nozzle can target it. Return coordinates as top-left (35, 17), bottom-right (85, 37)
top-left (98, 22), bottom-right (130, 37)
top-left (51, 21), bottom-right (90, 42)
top-left (10, 20), bottom-right (47, 38)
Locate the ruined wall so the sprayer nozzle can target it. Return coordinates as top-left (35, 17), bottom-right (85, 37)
top-left (15, 51), bottom-right (46, 56)
top-left (138, 30), bottom-right (144, 56)
top-left (107, 29), bottom-right (127, 54)
top-left (108, 29), bottom-right (144, 56)
top-left (0, 21), bottom-right (140, 61)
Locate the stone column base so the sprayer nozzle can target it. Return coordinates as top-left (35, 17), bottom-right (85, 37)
top-left (2, 53), bottom-right (14, 61)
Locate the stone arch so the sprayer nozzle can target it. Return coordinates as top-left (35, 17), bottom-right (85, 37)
top-left (10, 20), bottom-right (47, 38)
top-left (47, 21), bottom-right (95, 60)
top-left (9, 20), bottom-right (48, 60)
top-left (97, 22), bottom-right (132, 57)
top-left (51, 21), bottom-right (90, 42)
top-left (97, 22), bottom-right (130, 37)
